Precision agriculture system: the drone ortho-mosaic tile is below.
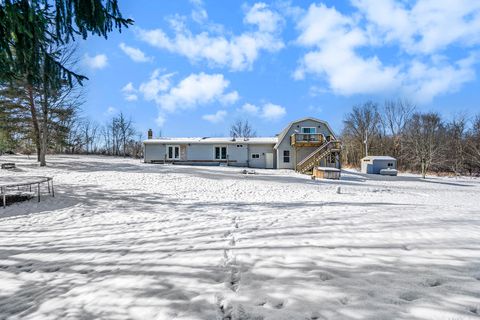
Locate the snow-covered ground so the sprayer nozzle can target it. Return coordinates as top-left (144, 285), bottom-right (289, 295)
top-left (0, 155), bottom-right (479, 320)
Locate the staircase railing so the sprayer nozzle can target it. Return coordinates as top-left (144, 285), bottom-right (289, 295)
top-left (296, 140), bottom-right (341, 173)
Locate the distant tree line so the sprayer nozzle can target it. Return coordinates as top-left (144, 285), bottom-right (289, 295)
top-left (342, 99), bottom-right (480, 177)
top-left (0, 105), bottom-right (143, 159)
top-left (64, 113), bottom-right (143, 158)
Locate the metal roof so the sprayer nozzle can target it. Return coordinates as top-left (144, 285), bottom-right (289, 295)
top-left (143, 117), bottom-right (336, 147)
top-left (144, 137), bottom-right (277, 145)
top-left (361, 156), bottom-right (396, 161)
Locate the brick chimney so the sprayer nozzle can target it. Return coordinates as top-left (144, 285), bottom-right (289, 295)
top-left (147, 129), bottom-right (153, 139)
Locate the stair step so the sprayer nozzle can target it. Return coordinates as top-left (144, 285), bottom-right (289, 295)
top-left (296, 140), bottom-right (341, 173)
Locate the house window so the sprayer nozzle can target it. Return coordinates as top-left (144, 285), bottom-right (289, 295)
top-left (251, 153), bottom-right (260, 159)
top-left (236, 144), bottom-right (243, 148)
top-left (301, 127), bottom-right (316, 134)
top-left (167, 145), bottom-right (180, 160)
top-left (214, 146), bottom-right (227, 160)
top-left (388, 163), bottom-right (393, 167)
top-left (283, 150), bottom-right (290, 163)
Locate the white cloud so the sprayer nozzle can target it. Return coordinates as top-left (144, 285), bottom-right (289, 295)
top-left (189, 0), bottom-right (203, 6)
top-left (295, 4), bottom-right (400, 95)
top-left (119, 43), bottom-right (152, 62)
top-left (136, 71), bottom-right (238, 125)
top-left (121, 82), bottom-right (138, 101)
top-left (238, 102), bottom-right (286, 121)
top-left (308, 105), bottom-right (323, 114)
top-left (260, 103), bottom-right (286, 121)
top-left (105, 106), bottom-right (117, 115)
top-left (124, 95), bottom-right (138, 102)
top-left (156, 114), bottom-right (166, 127)
top-left (122, 82), bottom-right (135, 92)
top-left (189, 0), bottom-right (208, 23)
top-left (220, 91), bottom-right (240, 105)
top-left (405, 54), bottom-right (478, 103)
top-left (202, 110), bottom-right (227, 123)
top-left (83, 54), bottom-right (108, 69)
top-left (309, 85), bottom-right (328, 97)
top-left (157, 73), bottom-right (238, 112)
top-left (294, 2), bottom-right (480, 103)
top-left (244, 2), bottom-right (284, 33)
top-left (352, 0), bottom-right (480, 54)
top-left (137, 3), bottom-right (284, 71)
top-left (192, 8), bottom-right (208, 23)
top-left (139, 69), bottom-right (174, 103)
top-left (239, 103), bottom-right (259, 115)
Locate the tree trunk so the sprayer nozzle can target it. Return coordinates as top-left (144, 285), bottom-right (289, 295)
top-left (39, 70), bottom-right (49, 167)
top-left (39, 104), bottom-right (48, 166)
top-left (27, 85), bottom-right (41, 162)
top-left (421, 161), bottom-right (426, 179)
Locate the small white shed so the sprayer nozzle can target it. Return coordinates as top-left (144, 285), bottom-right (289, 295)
top-left (361, 156), bottom-right (397, 174)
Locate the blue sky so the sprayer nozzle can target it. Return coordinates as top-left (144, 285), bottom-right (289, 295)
top-left (78, 0), bottom-right (480, 137)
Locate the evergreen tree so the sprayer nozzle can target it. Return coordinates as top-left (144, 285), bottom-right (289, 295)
top-left (0, 0), bottom-right (132, 89)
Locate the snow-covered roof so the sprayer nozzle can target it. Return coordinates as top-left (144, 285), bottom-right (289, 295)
top-left (144, 137), bottom-right (278, 145)
top-left (315, 167), bottom-right (341, 172)
top-left (362, 156), bottom-right (396, 161)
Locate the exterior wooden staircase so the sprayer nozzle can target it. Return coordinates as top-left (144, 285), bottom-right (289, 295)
top-left (296, 140), bottom-right (342, 174)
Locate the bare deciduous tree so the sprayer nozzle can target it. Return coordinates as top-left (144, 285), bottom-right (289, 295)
top-left (465, 115), bottom-right (480, 173)
top-left (230, 119), bottom-right (256, 139)
top-left (342, 101), bottom-right (381, 166)
top-left (383, 99), bottom-right (416, 137)
top-left (402, 112), bottom-right (445, 178)
top-left (100, 113), bottom-right (136, 156)
top-left (80, 118), bottom-right (100, 154)
top-left (379, 99), bottom-right (416, 165)
top-left (444, 114), bottom-right (467, 174)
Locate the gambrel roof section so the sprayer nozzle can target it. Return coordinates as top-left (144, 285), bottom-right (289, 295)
top-left (274, 117), bottom-right (337, 149)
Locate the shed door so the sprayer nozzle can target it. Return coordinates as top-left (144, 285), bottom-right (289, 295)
top-left (265, 153), bottom-right (274, 169)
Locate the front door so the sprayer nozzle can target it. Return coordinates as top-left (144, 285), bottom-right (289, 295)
top-left (167, 145), bottom-right (180, 160)
top-left (265, 153), bottom-right (274, 169)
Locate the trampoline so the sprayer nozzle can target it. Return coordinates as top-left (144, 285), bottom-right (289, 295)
top-left (0, 176), bottom-right (54, 208)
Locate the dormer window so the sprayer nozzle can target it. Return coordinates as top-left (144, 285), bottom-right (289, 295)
top-left (301, 127), bottom-right (316, 134)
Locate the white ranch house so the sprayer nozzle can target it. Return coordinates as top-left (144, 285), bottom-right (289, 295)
top-left (143, 117), bottom-right (342, 172)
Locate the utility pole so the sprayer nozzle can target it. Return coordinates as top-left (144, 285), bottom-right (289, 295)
top-left (364, 128), bottom-right (369, 157)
